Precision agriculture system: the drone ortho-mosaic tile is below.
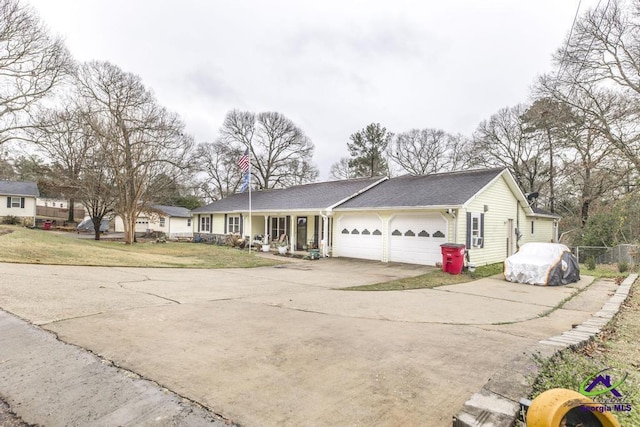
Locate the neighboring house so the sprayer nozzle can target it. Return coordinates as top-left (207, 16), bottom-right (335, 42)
top-left (0, 180), bottom-right (39, 226)
top-left (332, 168), bottom-right (558, 266)
top-left (192, 168), bottom-right (558, 266)
top-left (114, 205), bottom-right (193, 239)
top-left (191, 177), bottom-right (385, 253)
top-left (36, 197), bottom-right (87, 223)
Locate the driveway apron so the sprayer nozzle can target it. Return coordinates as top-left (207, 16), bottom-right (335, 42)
top-left (0, 260), bottom-right (613, 426)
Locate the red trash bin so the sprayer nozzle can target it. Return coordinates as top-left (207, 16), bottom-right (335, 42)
top-left (440, 243), bottom-right (466, 275)
top-left (43, 220), bottom-right (52, 230)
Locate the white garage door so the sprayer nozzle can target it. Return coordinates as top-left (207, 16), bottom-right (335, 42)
top-left (335, 215), bottom-right (383, 261)
top-left (389, 214), bottom-right (447, 265)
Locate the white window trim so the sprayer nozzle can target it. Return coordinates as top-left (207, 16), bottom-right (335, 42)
top-left (228, 215), bottom-right (241, 234)
top-left (200, 216), bottom-right (211, 232)
top-left (470, 213), bottom-right (483, 248)
top-left (10, 197), bottom-right (21, 208)
top-left (159, 217), bottom-right (166, 227)
top-left (271, 216), bottom-right (286, 240)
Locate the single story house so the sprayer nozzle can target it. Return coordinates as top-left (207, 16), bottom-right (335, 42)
top-left (114, 205), bottom-right (193, 239)
top-left (191, 177), bottom-right (385, 251)
top-left (0, 180), bottom-right (39, 226)
top-left (332, 168), bottom-right (558, 266)
top-left (193, 168), bottom-right (558, 266)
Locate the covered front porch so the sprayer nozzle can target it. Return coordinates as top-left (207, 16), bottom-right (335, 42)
top-left (242, 212), bottom-right (333, 257)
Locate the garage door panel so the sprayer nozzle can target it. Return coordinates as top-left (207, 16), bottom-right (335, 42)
top-left (389, 214), bottom-right (447, 265)
top-left (336, 215), bottom-right (382, 261)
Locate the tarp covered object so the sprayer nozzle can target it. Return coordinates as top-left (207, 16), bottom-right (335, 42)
top-left (504, 242), bottom-right (580, 286)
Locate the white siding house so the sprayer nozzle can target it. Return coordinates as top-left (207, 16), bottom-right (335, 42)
top-left (115, 205), bottom-right (193, 240)
top-left (0, 180), bottom-right (39, 226)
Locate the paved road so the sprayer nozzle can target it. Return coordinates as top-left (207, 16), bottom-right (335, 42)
top-left (0, 258), bottom-right (617, 426)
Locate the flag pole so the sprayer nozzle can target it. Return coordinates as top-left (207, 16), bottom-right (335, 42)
top-left (248, 144), bottom-right (252, 253)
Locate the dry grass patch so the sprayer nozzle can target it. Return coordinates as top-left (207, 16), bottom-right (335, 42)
top-left (0, 225), bottom-right (280, 268)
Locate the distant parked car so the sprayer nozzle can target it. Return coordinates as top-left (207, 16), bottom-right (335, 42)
top-left (504, 242), bottom-right (580, 286)
top-left (77, 218), bottom-right (110, 233)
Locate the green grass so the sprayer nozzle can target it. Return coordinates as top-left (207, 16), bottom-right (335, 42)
top-left (527, 279), bottom-right (640, 426)
top-left (0, 225), bottom-right (280, 268)
top-left (340, 262), bottom-right (504, 291)
top-left (579, 263), bottom-right (633, 279)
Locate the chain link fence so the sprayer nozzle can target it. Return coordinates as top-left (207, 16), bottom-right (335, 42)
top-left (569, 244), bottom-right (639, 265)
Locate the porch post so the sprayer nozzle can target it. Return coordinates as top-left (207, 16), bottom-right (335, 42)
top-left (290, 216), bottom-right (296, 251)
top-left (264, 216), bottom-right (269, 242)
top-left (322, 215), bottom-right (329, 257)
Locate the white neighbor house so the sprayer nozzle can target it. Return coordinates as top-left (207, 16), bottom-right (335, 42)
top-left (114, 205), bottom-right (193, 239)
top-left (0, 180), bottom-right (39, 226)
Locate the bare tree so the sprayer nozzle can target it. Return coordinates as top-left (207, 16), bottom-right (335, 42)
top-left (195, 140), bottom-right (244, 201)
top-left (471, 104), bottom-right (550, 195)
top-left (445, 133), bottom-right (473, 172)
top-left (389, 128), bottom-right (449, 175)
top-left (76, 61), bottom-right (193, 244)
top-left (28, 104), bottom-right (92, 222)
top-left (221, 109), bottom-right (318, 189)
top-left (329, 157), bottom-right (357, 180)
top-left (75, 149), bottom-right (118, 240)
top-left (553, 0), bottom-right (640, 172)
top-left (0, 0), bottom-right (71, 145)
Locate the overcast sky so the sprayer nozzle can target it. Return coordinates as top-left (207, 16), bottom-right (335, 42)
top-left (27, 0), bottom-right (597, 179)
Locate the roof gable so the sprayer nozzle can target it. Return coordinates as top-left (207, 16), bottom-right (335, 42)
top-left (0, 180), bottom-right (39, 197)
top-left (335, 169), bottom-right (505, 209)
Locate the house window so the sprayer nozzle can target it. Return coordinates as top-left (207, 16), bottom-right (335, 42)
top-left (200, 216), bottom-right (210, 232)
top-left (10, 197), bottom-right (22, 208)
top-left (271, 217), bottom-right (286, 240)
top-left (531, 220), bottom-right (535, 235)
top-left (470, 213), bottom-right (484, 247)
top-left (228, 215), bottom-right (241, 234)
top-left (159, 217), bottom-right (166, 227)
top-left (187, 218), bottom-right (192, 227)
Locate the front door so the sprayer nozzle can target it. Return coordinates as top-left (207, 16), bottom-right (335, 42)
top-left (296, 217), bottom-right (307, 250)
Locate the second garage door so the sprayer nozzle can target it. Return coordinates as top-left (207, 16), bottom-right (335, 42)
top-left (389, 214), bottom-right (448, 265)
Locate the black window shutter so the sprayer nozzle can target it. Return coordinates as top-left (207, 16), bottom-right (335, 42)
top-left (240, 215), bottom-right (243, 235)
top-left (466, 212), bottom-right (471, 249)
top-left (197, 215), bottom-right (201, 232)
top-left (480, 213), bottom-right (485, 248)
top-left (21, 197), bottom-right (25, 208)
top-left (286, 215), bottom-right (291, 236)
top-left (6, 197), bottom-right (10, 208)
top-left (224, 214), bottom-right (228, 234)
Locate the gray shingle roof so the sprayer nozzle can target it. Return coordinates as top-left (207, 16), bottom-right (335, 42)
top-left (150, 204), bottom-right (192, 217)
top-left (531, 206), bottom-right (560, 217)
top-left (336, 168), bottom-right (505, 209)
top-left (192, 177), bottom-right (383, 213)
top-left (0, 180), bottom-right (39, 197)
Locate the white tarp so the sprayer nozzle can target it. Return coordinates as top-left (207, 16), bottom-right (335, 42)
top-left (504, 242), bottom-right (578, 286)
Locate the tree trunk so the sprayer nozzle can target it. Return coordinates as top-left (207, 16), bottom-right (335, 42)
top-left (68, 198), bottom-right (75, 223)
top-left (92, 217), bottom-right (101, 241)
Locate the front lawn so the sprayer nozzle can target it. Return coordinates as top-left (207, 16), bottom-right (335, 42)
top-left (0, 225), bottom-right (280, 268)
top-left (340, 262), bottom-right (504, 291)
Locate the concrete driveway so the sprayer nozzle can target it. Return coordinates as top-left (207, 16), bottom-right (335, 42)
top-left (0, 258), bottom-right (616, 426)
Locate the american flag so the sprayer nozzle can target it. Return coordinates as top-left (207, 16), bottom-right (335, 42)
top-left (237, 148), bottom-right (249, 172)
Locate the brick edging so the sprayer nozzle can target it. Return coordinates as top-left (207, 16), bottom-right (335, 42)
top-left (452, 274), bottom-right (637, 427)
